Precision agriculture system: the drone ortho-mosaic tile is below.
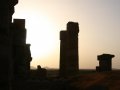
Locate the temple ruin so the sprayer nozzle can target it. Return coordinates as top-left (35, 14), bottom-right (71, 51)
top-left (96, 54), bottom-right (115, 72)
top-left (59, 22), bottom-right (79, 77)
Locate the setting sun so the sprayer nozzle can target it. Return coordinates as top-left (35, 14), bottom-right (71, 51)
top-left (13, 12), bottom-right (58, 67)
top-left (26, 14), bottom-right (57, 58)
top-left (13, 0), bottom-right (120, 69)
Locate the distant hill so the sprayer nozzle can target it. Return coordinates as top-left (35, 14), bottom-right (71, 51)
top-left (30, 66), bottom-right (37, 70)
top-left (69, 70), bottom-right (120, 90)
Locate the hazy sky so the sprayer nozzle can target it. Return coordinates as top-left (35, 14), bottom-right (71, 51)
top-left (13, 0), bottom-right (120, 69)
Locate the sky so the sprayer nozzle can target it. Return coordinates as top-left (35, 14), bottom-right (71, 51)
top-left (13, 0), bottom-right (120, 69)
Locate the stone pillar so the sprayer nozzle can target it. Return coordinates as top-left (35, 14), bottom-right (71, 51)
top-left (0, 0), bottom-right (18, 90)
top-left (59, 22), bottom-right (79, 77)
top-left (67, 22), bottom-right (79, 74)
top-left (12, 19), bottom-right (32, 80)
top-left (96, 54), bottom-right (115, 72)
top-left (59, 31), bottom-right (68, 76)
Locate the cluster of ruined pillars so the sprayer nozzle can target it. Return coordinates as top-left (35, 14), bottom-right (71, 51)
top-left (59, 23), bottom-right (115, 75)
top-left (0, 0), bottom-right (32, 89)
top-left (59, 22), bottom-right (79, 77)
top-left (0, 0), bottom-right (115, 90)
top-left (0, 1), bottom-right (80, 89)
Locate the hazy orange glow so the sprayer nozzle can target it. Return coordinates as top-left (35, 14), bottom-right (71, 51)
top-left (26, 15), bottom-right (56, 56)
top-left (13, 0), bottom-right (120, 69)
top-left (13, 11), bottom-right (59, 68)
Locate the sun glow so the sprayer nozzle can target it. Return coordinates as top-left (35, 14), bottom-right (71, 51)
top-left (27, 15), bottom-right (57, 57)
top-left (13, 12), bottom-right (57, 60)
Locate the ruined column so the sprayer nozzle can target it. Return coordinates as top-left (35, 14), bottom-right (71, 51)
top-left (67, 22), bottom-right (79, 74)
top-left (59, 31), bottom-right (68, 76)
top-left (96, 54), bottom-right (115, 72)
top-left (0, 0), bottom-right (18, 89)
top-left (12, 19), bottom-right (32, 79)
top-left (59, 22), bottom-right (79, 77)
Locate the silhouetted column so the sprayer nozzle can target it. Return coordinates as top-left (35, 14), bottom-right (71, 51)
top-left (59, 31), bottom-right (68, 76)
top-left (96, 54), bottom-right (115, 72)
top-left (0, 0), bottom-right (18, 90)
top-left (59, 22), bottom-right (79, 77)
top-left (67, 22), bottom-right (79, 74)
top-left (12, 19), bottom-right (32, 79)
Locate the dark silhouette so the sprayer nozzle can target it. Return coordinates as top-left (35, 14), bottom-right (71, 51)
top-left (59, 22), bottom-right (79, 77)
top-left (96, 54), bottom-right (115, 72)
top-left (30, 65), bottom-right (47, 80)
top-left (36, 65), bottom-right (47, 78)
top-left (12, 19), bottom-right (32, 79)
top-left (88, 85), bottom-right (109, 90)
top-left (1, 0), bottom-right (119, 90)
top-left (0, 0), bottom-right (18, 90)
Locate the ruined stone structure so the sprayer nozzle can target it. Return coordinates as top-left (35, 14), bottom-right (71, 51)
top-left (36, 65), bottom-right (47, 79)
top-left (59, 22), bottom-right (79, 77)
top-left (0, 1), bottom-right (33, 89)
top-left (0, 0), bottom-right (18, 89)
top-left (30, 65), bottom-right (47, 80)
top-left (12, 19), bottom-right (32, 79)
top-left (96, 54), bottom-right (115, 72)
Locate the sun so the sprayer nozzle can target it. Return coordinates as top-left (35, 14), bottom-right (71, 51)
top-left (13, 12), bottom-right (57, 60)
top-left (26, 14), bottom-right (57, 58)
